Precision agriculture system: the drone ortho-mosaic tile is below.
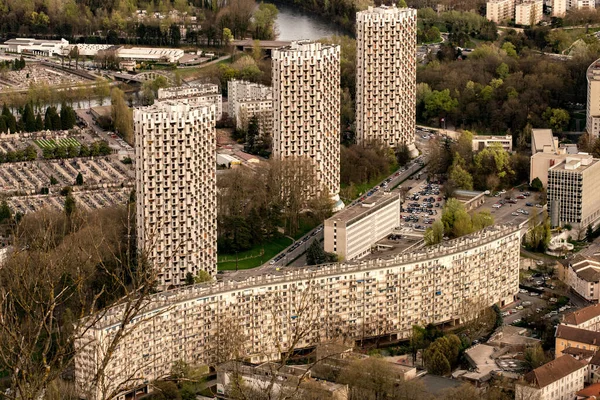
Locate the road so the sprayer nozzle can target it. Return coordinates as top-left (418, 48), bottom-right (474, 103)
top-left (75, 109), bottom-right (133, 154)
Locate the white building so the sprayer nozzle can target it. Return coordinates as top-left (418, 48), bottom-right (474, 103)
top-left (74, 225), bottom-right (520, 400)
top-left (486, 0), bottom-right (516, 23)
top-left (64, 44), bottom-right (112, 57)
top-left (471, 135), bottom-right (513, 152)
top-left (133, 100), bottom-right (216, 288)
top-left (2, 38), bottom-right (69, 56)
top-left (227, 79), bottom-right (272, 120)
top-left (356, 6), bottom-right (417, 150)
top-left (272, 40), bottom-right (342, 206)
top-left (587, 58), bottom-right (600, 139)
top-left (569, 0), bottom-right (595, 9)
top-left (116, 46), bottom-right (184, 63)
top-left (515, 355), bottom-right (586, 400)
top-left (565, 258), bottom-right (600, 303)
top-left (562, 303), bottom-right (600, 331)
top-left (157, 84), bottom-right (223, 120)
top-left (547, 153), bottom-right (600, 229)
top-left (552, 0), bottom-right (568, 16)
top-left (237, 99), bottom-right (274, 137)
top-left (324, 190), bottom-right (400, 261)
top-left (515, 0), bottom-right (544, 25)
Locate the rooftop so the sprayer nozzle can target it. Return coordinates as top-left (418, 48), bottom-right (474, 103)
top-left (563, 302), bottom-right (600, 325)
top-left (562, 346), bottom-right (596, 359)
top-left (472, 135), bottom-right (512, 141)
top-left (531, 129), bottom-right (556, 153)
top-left (523, 355), bottom-right (585, 389)
top-left (576, 382), bottom-right (600, 398)
top-left (549, 153), bottom-right (598, 173)
top-left (556, 325), bottom-right (600, 345)
top-left (587, 57), bottom-right (600, 82)
top-left (326, 190), bottom-right (400, 225)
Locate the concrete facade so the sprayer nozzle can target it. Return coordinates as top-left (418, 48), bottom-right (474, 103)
top-left (237, 99), bottom-right (274, 138)
top-left (2, 38), bottom-right (69, 56)
top-left (74, 226), bottom-right (520, 399)
top-left (587, 58), bottom-right (600, 139)
top-left (356, 6), bottom-right (416, 149)
top-left (227, 79), bottom-right (272, 120)
top-left (515, 0), bottom-right (544, 25)
top-left (157, 84), bottom-right (222, 120)
top-left (272, 41), bottom-right (341, 204)
top-left (324, 191), bottom-right (401, 261)
top-left (486, 0), bottom-right (515, 23)
top-left (133, 101), bottom-right (217, 288)
top-left (471, 135), bottom-right (513, 152)
top-left (547, 153), bottom-right (600, 229)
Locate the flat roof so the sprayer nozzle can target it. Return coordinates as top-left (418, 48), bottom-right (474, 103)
top-left (549, 154), bottom-right (598, 173)
top-left (588, 57), bottom-right (600, 81)
top-left (327, 190), bottom-right (400, 225)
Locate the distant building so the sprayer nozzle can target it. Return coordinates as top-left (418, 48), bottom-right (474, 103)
top-left (216, 362), bottom-right (349, 400)
top-left (515, 355), bottom-right (586, 400)
top-left (570, 0), bottom-right (595, 9)
top-left (356, 5), bottom-right (417, 151)
top-left (133, 100), bottom-right (217, 288)
top-left (64, 44), bottom-right (112, 56)
top-left (555, 325), bottom-right (600, 357)
top-left (566, 258), bottom-right (600, 303)
top-left (2, 38), bottom-right (69, 56)
top-left (116, 46), bottom-right (184, 63)
top-left (157, 84), bottom-right (222, 120)
top-left (272, 40), bottom-right (342, 207)
top-left (547, 153), bottom-right (600, 229)
top-left (587, 58), bottom-right (600, 139)
top-left (324, 190), bottom-right (401, 261)
top-left (515, 0), bottom-right (543, 25)
top-left (471, 135), bottom-right (513, 152)
top-left (486, 0), bottom-right (515, 23)
top-left (562, 302), bottom-right (600, 331)
top-left (552, 0), bottom-right (568, 16)
top-left (531, 129), bottom-right (558, 154)
top-left (227, 79), bottom-right (272, 121)
top-left (237, 99), bottom-right (274, 138)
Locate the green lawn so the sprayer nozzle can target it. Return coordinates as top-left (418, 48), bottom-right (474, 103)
top-left (217, 236), bottom-right (293, 270)
top-left (34, 138), bottom-right (80, 149)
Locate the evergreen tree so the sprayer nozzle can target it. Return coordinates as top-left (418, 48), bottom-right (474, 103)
top-left (64, 193), bottom-right (76, 217)
top-left (75, 172), bottom-right (83, 186)
top-left (0, 200), bottom-right (11, 223)
top-left (306, 240), bottom-right (326, 265)
top-left (2, 104), bottom-right (16, 133)
top-left (35, 114), bottom-right (44, 131)
top-left (60, 104), bottom-right (76, 130)
top-left (0, 117), bottom-right (6, 134)
top-left (22, 103), bottom-right (36, 132)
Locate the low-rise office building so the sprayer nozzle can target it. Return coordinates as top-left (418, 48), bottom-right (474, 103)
top-left (556, 325), bottom-right (600, 357)
top-left (515, 0), bottom-right (543, 25)
top-left (547, 153), bottom-right (600, 229)
top-left (471, 135), bottom-right (513, 152)
top-left (566, 258), bottom-right (600, 303)
top-left (486, 0), bottom-right (515, 23)
top-left (157, 84), bottom-right (222, 120)
top-left (324, 190), bottom-right (400, 261)
top-left (515, 355), bottom-right (586, 400)
top-left (2, 37), bottom-right (69, 56)
top-left (562, 303), bottom-right (600, 331)
top-left (74, 225), bottom-right (520, 399)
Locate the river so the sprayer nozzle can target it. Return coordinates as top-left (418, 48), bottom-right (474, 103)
top-left (268, 1), bottom-right (348, 41)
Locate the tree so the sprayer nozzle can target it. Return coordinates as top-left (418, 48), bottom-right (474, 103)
top-left (194, 270), bottom-right (213, 283)
top-left (75, 172), bottom-right (84, 186)
top-left (111, 88), bottom-right (134, 145)
top-left (524, 344), bottom-right (549, 372)
top-left (396, 143), bottom-right (411, 166)
top-left (424, 220), bottom-right (444, 245)
top-left (106, 30), bottom-right (120, 45)
top-left (530, 177), bottom-right (544, 192)
top-left (306, 239), bottom-right (326, 266)
top-left (543, 107), bottom-right (570, 133)
top-left (425, 349), bottom-right (451, 375)
top-left (424, 89), bottom-right (458, 121)
top-left (50, 176), bottom-right (58, 185)
top-left (0, 200), bottom-right (11, 223)
top-left (150, 381), bottom-right (181, 400)
top-left (22, 103), bottom-right (36, 132)
top-left (64, 193), bottom-right (76, 217)
top-left (587, 224), bottom-right (594, 242)
top-left (448, 163), bottom-right (473, 191)
top-left (34, 114), bottom-right (44, 131)
top-left (60, 104), bottom-right (77, 130)
top-left (185, 272), bottom-right (194, 285)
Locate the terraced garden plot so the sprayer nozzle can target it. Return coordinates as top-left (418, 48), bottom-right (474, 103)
top-left (34, 138), bottom-right (81, 149)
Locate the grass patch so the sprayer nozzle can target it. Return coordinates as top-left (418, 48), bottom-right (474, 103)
top-left (217, 236), bottom-right (293, 270)
top-left (33, 138), bottom-right (80, 149)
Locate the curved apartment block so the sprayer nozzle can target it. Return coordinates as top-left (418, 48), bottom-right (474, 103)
top-left (75, 225), bottom-right (520, 399)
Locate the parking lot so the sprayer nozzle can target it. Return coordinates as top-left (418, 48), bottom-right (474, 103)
top-left (476, 188), bottom-right (545, 226)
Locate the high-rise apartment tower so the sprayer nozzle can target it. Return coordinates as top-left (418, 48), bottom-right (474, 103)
top-left (356, 6), bottom-right (417, 150)
top-left (272, 40), bottom-right (342, 208)
top-left (134, 101), bottom-right (217, 288)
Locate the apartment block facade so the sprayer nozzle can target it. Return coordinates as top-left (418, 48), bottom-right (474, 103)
top-left (587, 58), bottom-right (600, 138)
top-left (356, 6), bottom-right (416, 149)
top-left (324, 191), bottom-right (401, 261)
top-left (157, 84), bottom-right (223, 120)
top-left (237, 99), bottom-right (274, 138)
top-left (547, 153), bottom-right (600, 229)
top-left (486, 0), bottom-right (515, 23)
top-left (515, 0), bottom-right (543, 25)
top-left (133, 101), bottom-right (217, 288)
top-left (227, 79), bottom-right (272, 120)
top-left (75, 226), bottom-right (520, 399)
top-left (272, 41), bottom-right (341, 204)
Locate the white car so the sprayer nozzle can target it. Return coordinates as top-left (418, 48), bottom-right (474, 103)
top-left (492, 204), bottom-right (502, 208)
